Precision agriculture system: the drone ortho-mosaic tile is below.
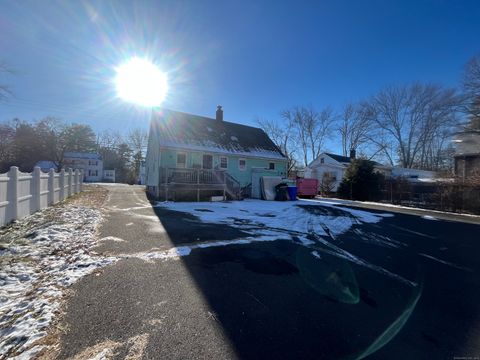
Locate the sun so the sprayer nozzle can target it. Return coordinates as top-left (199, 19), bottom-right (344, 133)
top-left (115, 57), bottom-right (168, 107)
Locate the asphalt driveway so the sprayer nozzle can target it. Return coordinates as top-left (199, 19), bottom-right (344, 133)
top-left (56, 184), bottom-right (480, 360)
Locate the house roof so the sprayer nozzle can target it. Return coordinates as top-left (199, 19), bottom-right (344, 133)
top-left (35, 161), bottom-right (58, 170)
top-left (321, 152), bottom-right (384, 167)
top-left (64, 152), bottom-right (102, 160)
top-left (324, 153), bottom-right (351, 164)
top-left (151, 109), bottom-right (286, 160)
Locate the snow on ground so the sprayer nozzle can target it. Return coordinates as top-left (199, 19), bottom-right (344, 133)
top-left (0, 205), bottom-right (115, 359)
top-left (314, 197), bottom-right (480, 218)
top-left (154, 200), bottom-right (419, 286)
top-left (160, 199), bottom-right (393, 245)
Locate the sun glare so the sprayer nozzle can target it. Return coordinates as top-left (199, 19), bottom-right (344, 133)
top-left (115, 57), bottom-right (168, 107)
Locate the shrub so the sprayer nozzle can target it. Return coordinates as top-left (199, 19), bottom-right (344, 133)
top-left (337, 159), bottom-right (384, 201)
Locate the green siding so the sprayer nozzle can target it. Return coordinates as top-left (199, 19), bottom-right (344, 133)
top-left (160, 148), bottom-right (286, 187)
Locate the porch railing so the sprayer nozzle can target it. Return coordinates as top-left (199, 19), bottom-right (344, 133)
top-left (160, 167), bottom-right (226, 185)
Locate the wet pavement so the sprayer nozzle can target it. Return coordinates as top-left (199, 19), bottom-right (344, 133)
top-left (57, 184), bottom-right (480, 360)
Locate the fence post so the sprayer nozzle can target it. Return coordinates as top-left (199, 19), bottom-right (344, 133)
top-left (8, 166), bottom-right (19, 221)
top-left (48, 168), bottom-right (55, 205)
top-left (73, 170), bottom-right (78, 193)
top-left (59, 169), bottom-right (65, 201)
top-left (79, 170), bottom-right (83, 192)
top-left (33, 167), bottom-right (41, 211)
top-left (68, 168), bottom-right (73, 197)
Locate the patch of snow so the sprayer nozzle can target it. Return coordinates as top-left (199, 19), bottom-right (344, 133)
top-left (156, 200), bottom-right (418, 286)
top-left (161, 199), bottom-right (392, 246)
top-left (99, 236), bottom-right (125, 242)
top-left (422, 215), bottom-right (438, 221)
top-left (311, 251), bottom-right (321, 259)
top-left (0, 206), bottom-right (116, 358)
top-left (315, 197), bottom-right (480, 219)
top-left (230, 136), bottom-right (238, 141)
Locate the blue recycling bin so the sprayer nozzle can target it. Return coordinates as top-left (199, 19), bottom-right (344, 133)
top-left (287, 186), bottom-right (297, 201)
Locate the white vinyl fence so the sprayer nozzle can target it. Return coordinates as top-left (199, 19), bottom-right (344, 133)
top-left (0, 166), bottom-right (83, 227)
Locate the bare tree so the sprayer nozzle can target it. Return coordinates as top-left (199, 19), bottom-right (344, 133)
top-left (338, 102), bottom-right (373, 156)
top-left (319, 172), bottom-right (336, 195)
top-left (127, 128), bottom-right (148, 181)
top-left (462, 55), bottom-right (480, 129)
top-left (127, 128), bottom-right (148, 157)
top-left (282, 105), bottom-right (335, 167)
top-left (365, 83), bottom-right (460, 169)
top-left (256, 117), bottom-right (297, 174)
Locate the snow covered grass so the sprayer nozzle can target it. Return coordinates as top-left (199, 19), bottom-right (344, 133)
top-left (0, 192), bottom-right (114, 358)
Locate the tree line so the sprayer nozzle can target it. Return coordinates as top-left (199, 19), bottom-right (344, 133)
top-left (0, 117), bottom-right (147, 183)
top-left (258, 54), bottom-right (480, 173)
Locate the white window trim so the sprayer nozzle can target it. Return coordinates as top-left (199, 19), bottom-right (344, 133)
top-left (220, 156), bottom-right (228, 169)
top-left (239, 158), bottom-right (246, 171)
top-left (176, 152), bottom-right (187, 168)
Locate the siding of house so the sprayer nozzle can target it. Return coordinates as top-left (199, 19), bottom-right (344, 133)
top-left (63, 157), bottom-right (103, 182)
top-left (145, 120), bottom-right (161, 188)
top-left (159, 148), bottom-right (286, 187)
top-left (305, 154), bottom-right (346, 192)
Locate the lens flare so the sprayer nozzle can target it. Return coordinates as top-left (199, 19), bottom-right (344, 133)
top-left (115, 57), bottom-right (168, 107)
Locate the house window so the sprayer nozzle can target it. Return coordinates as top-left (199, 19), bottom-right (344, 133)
top-left (89, 170), bottom-right (98, 177)
top-left (239, 158), bottom-right (246, 171)
top-left (220, 156), bottom-right (228, 169)
top-left (203, 154), bottom-right (213, 169)
top-left (89, 160), bottom-right (98, 166)
top-left (320, 158), bottom-right (324, 164)
top-left (325, 171), bottom-right (337, 181)
top-left (176, 153), bottom-right (186, 168)
top-left (269, 162), bottom-right (275, 170)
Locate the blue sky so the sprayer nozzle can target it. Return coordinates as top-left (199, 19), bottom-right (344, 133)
top-left (1, 0), bottom-right (479, 152)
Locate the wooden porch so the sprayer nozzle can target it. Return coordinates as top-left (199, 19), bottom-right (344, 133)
top-left (159, 167), bottom-right (241, 201)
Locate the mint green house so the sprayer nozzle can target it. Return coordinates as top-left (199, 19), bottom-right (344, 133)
top-left (145, 107), bottom-right (287, 201)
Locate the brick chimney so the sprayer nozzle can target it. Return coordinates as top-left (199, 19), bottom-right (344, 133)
top-left (350, 149), bottom-right (356, 159)
top-left (216, 105), bottom-right (223, 121)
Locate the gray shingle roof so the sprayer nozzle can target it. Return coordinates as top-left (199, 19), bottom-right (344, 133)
top-left (151, 109), bottom-right (286, 160)
top-left (324, 152), bottom-right (384, 167)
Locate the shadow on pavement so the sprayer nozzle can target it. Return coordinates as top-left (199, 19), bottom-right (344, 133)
top-left (149, 203), bottom-right (480, 359)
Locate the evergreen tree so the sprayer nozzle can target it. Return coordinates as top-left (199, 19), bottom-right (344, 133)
top-left (337, 159), bottom-right (384, 201)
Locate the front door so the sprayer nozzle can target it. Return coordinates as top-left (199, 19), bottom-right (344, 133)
top-left (202, 154), bottom-right (213, 169)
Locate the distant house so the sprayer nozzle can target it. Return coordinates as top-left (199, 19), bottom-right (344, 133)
top-left (145, 107), bottom-right (287, 200)
top-left (304, 150), bottom-right (390, 192)
top-left (454, 130), bottom-right (480, 180)
top-left (63, 152), bottom-right (103, 182)
top-left (103, 169), bottom-right (116, 182)
top-left (35, 161), bottom-right (58, 172)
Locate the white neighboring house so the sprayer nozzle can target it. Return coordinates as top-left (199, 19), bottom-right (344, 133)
top-left (304, 151), bottom-right (390, 192)
top-left (103, 169), bottom-right (116, 182)
top-left (63, 152), bottom-right (103, 182)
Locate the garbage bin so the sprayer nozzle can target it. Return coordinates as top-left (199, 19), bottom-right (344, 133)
top-left (287, 186), bottom-right (297, 201)
top-left (274, 183), bottom-right (289, 201)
